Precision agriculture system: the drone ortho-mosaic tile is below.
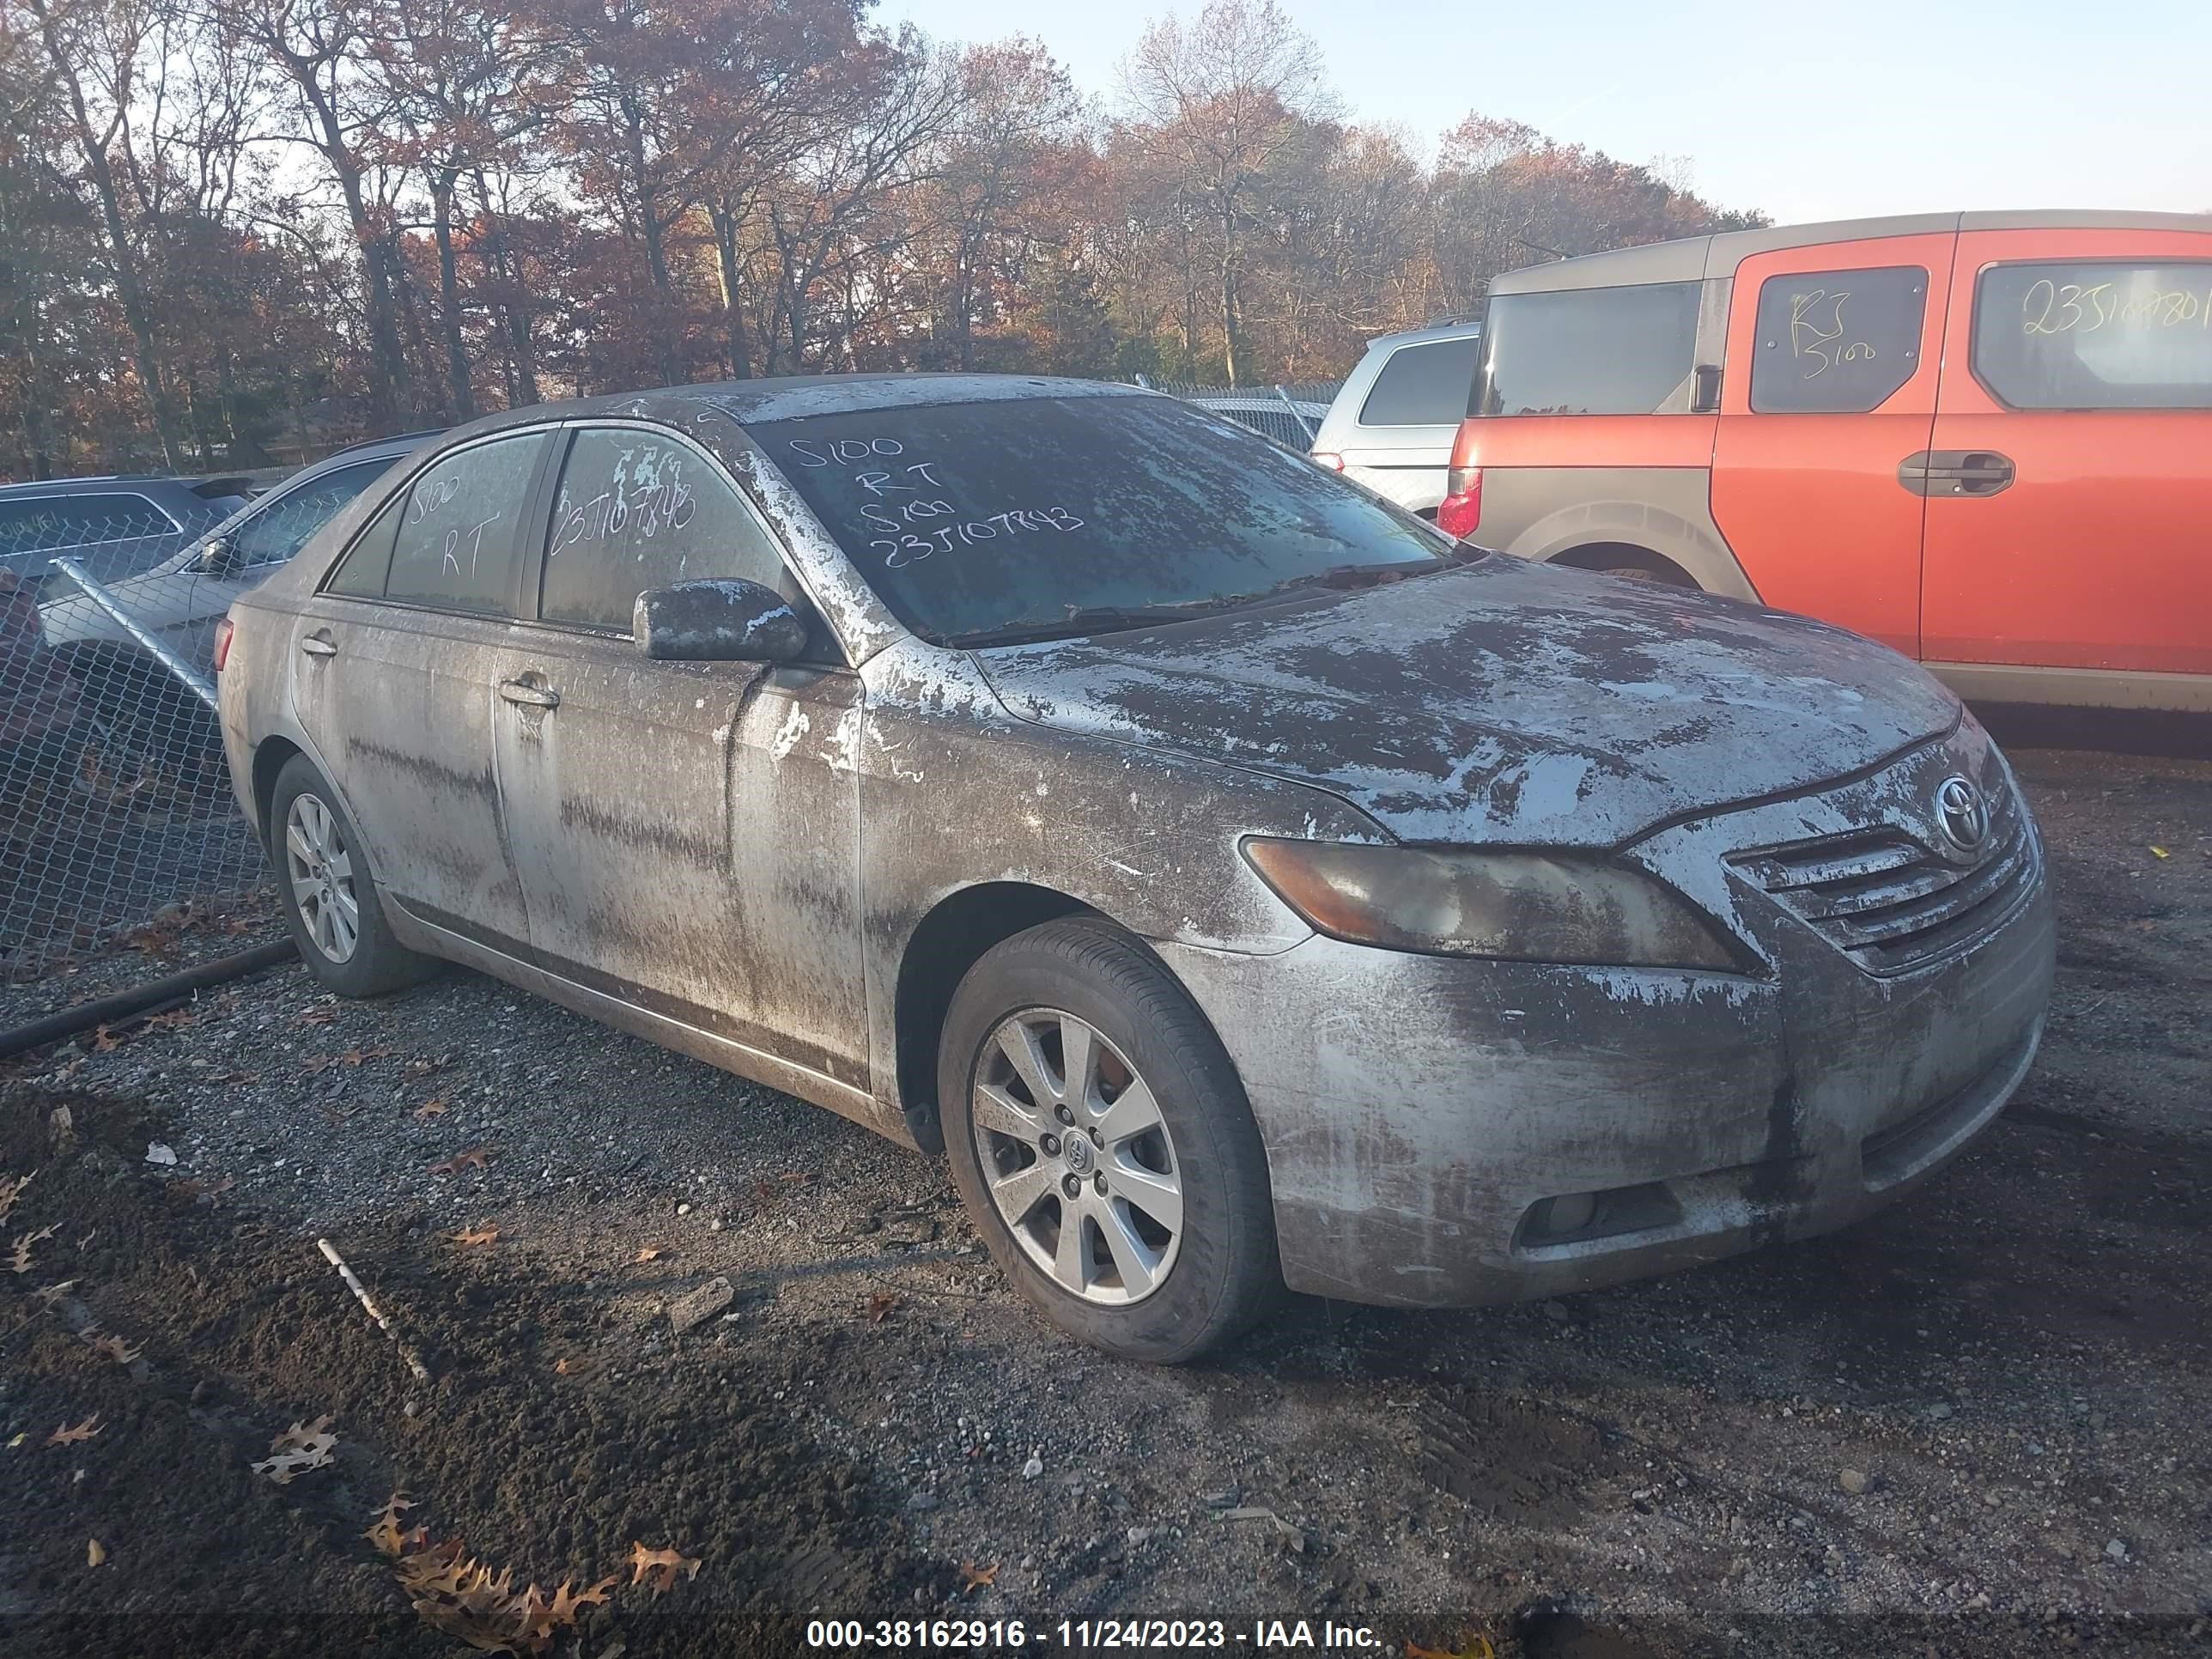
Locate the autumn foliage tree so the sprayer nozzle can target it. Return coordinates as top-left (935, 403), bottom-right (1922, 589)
top-left (0, 0), bottom-right (1765, 476)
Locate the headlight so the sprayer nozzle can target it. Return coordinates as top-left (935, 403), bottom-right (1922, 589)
top-left (1242, 838), bottom-right (1743, 971)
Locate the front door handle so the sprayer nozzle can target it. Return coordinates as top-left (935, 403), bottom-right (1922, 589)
top-left (300, 632), bottom-right (337, 658)
top-left (498, 678), bottom-right (560, 709)
top-left (1899, 450), bottom-right (2015, 498)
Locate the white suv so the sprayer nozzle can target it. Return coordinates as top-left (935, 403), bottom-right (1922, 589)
top-left (1308, 319), bottom-right (1484, 516)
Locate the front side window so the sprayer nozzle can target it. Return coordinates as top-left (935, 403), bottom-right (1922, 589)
top-left (1477, 283), bottom-right (1700, 416)
top-left (383, 432), bottom-right (550, 614)
top-left (230, 459), bottom-right (401, 568)
top-left (1358, 336), bottom-right (1485, 426)
top-left (1974, 261), bottom-right (2212, 410)
top-left (751, 395), bottom-right (1449, 646)
top-left (1750, 266), bottom-right (1927, 413)
top-left (538, 428), bottom-right (787, 631)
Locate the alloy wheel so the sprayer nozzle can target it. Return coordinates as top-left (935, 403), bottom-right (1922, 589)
top-left (971, 1008), bottom-right (1185, 1306)
top-left (284, 791), bottom-right (360, 963)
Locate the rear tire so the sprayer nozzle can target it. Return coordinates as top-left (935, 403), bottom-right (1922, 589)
top-left (939, 917), bottom-right (1281, 1363)
top-left (269, 754), bottom-right (438, 997)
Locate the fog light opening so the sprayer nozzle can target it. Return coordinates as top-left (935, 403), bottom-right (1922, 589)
top-left (1526, 1190), bottom-right (1598, 1243)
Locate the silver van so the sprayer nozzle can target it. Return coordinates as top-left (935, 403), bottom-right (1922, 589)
top-left (1308, 319), bottom-right (1484, 515)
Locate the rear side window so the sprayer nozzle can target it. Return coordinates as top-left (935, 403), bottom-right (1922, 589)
top-left (1974, 262), bottom-right (2212, 410)
top-left (538, 427), bottom-right (788, 631)
top-left (0, 492), bottom-right (178, 557)
top-left (1358, 336), bottom-right (1485, 426)
top-left (1478, 283), bottom-right (1699, 416)
top-left (1750, 266), bottom-right (1927, 413)
top-left (383, 432), bottom-right (550, 614)
top-left (230, 459), bottom-right (399, 568)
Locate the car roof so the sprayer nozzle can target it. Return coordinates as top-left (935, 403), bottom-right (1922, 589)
top-left (421, 374), bottom-right (1153, 451)
top-left (1489, 208), bottom-right (2212, 295)
top-left (1358, 319), bottom-right (1485, 353)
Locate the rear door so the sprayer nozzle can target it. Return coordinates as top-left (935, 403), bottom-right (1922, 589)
top-left (1921, 228), bottom-right (2212, 689)
top-left (289, 428), bottom-right (555, 960)
top-left (1337, 335), bottom-right (1484, 513)
top-left (491, 422), bottom-right (870, 1089)
top-left (1709, 230), bottom-right (1956, 657)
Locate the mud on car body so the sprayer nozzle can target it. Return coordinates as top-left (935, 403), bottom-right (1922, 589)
top-left (213, 375), bottom-right (2055, 1362)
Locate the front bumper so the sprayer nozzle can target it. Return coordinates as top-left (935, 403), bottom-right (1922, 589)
top-left (1161, 732), bottom-right (2057, 1309)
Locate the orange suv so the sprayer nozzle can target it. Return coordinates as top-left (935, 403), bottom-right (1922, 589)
top-left (1442, 210), bottom-right (2212, 712)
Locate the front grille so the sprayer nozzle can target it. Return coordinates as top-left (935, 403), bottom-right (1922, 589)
top-left (1733, 778), bottom-right (2038, 976)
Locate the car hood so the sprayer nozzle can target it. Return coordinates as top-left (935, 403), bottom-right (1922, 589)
top-left (971, 557), bottom-right (1960, 847)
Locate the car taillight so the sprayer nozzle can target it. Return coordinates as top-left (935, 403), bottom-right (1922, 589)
top-left (1437, 465), bottom-right (1482, 539)
top-left (213, 617), bottom-right (234, 673)
top-left (1310, 450), bottom-right (1345, 471)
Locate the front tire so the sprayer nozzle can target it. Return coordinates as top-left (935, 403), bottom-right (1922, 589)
top-left (269, 754), bottom-right (438, 997)
top-left (939, 917), bottom-right (1280, 1363)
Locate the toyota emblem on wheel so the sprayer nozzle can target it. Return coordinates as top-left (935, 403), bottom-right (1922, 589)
top-left (1935, 775), bottom-right (1990, 856)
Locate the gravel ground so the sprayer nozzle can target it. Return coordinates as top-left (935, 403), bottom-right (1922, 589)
top-left (1, 743), bottom-right (2207, 1659)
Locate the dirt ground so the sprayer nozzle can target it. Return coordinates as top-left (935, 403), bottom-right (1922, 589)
top-left (1, 742), bottom-right (2207, 1659)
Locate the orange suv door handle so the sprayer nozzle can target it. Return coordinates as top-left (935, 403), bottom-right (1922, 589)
top-left (1899, 451), bottom-right (2015, 498)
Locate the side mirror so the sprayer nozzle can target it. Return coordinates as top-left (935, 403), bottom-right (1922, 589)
top-left (633, 578), bottom-right (808, 663)
top-left (198, 536), bottom-right (240, 578)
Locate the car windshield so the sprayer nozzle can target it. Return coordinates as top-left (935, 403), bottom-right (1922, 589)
top-left (750, 394), bottom-right (1452, 644)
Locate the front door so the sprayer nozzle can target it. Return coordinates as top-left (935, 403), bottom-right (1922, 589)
top-left (289, 428), bottom-right (555, 957)
top-left (1709, 231), bottom-right (1957, 658)
top-left (1920, 227), bottom-right (2212, 687)
top-left (490, 422), bottom-right (871, 1090)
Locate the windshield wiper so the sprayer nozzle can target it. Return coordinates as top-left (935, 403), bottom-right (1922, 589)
top-left (954, 595), bottom-right (1278, 647)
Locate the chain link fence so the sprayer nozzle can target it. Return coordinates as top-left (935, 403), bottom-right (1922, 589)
top-left (0, 514), bottom-right (272, 981)
top-left (1129, 378), bottom-right (1343, 452)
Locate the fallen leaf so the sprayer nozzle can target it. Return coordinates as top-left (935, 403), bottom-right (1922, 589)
top-left (0, 1171), bottom-right (34, 1224)
top-left (33, 1279), bottom-right (76, 1306)
top-left (779, 1171), bottom-right (809, 1182)
top-left (403, 1055), bottom-right (448, 1079)
top-left (91, 1025), bottom-right (119, 1053)
top-left (2148, 845), bottom-right (2170, 860)
top-left (10, 1222), bottom-right (61, 1273)
top-left (6, 1432), bottom-right (23, 1448)
top-left (1406, 1639), bottom-right (1495, 1659)
top-left (549, 1575), bottom-right (618, 1623)
top-left (412, 1097), bottom-right (451, 1121)
top-left (627, 1541), bottom-right (701, 1595)
top-left (298, 1008), bottom-right (338, 1026)
top-left (451, 1225), bottom-right (498, 1248)
top-left (428, 1147), bottom-right (494, 1176)
top-left (958, 1559), bottom-right (998, 1593)
top-left (341, 1045), bottom-right (397, 1066)
top-left (83, 1332), bottom-right (141, 1366)
top-left (553, 1356), bottom-right (600, 1377)
top-left (48, 1414), bottom-right (103, 1446)
top-left (301, 1054), bottom-right (337, 1074)
top-left (630, 1245), bottom-right (665, 1264)
top-left (866, 1291), bottom-right (897, 1323)
top-left (365, 1493), bottom-right (418, 1557)
top-left (87, 1538), bottom-right (106, 1567)
top-left (73, 1228), bottom-right (95, 1249)
top-left (252, 1415), bottom-right (337, 1483)
top-left (143, 1007), bottom-right (196, 1032)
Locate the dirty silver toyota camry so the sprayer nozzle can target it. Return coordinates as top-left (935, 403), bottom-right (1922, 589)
top-left (216, 376), bottom-right (2056, 1362)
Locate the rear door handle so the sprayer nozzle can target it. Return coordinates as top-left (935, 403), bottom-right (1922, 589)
top-left (1899, 450), bottom-right (2015, 498)
top-left (498, 678), bottom-right (559, 709)
top-left (300, 632), bottom-right (337, 658)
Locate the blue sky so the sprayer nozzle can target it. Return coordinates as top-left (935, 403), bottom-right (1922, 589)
top-left (884, 0), bottom-right (2212, 225)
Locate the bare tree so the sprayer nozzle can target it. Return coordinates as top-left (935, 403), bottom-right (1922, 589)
top-left (1121, 0), bottom-right (1335, 385)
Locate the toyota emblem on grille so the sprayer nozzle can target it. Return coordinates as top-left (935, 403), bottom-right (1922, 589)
top-left (1934, 775), bottom-right (1990, 856)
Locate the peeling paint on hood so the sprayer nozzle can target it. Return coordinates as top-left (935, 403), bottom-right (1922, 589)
top-left (971, 557), bottom-right (1962, 847)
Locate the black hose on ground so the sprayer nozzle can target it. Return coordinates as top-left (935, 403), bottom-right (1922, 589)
top-left (0, 938), bottom-right (299, 1061)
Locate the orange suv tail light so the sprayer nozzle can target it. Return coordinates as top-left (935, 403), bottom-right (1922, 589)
top-left (213, 617), bottom-right (234, 674)
top-left (1437, 465), bottom-right (1482, 538)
